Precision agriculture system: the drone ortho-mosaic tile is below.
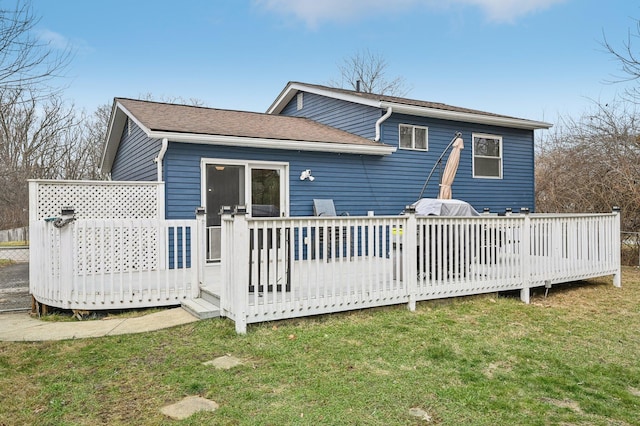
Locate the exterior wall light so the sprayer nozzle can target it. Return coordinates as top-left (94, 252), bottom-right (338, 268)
top-left (300, 169), bottom-right (315, 181)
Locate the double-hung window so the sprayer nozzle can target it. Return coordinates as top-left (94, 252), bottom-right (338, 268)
top-left (399, 124), bottom-right (428, 151)
top-left (473, 133), bottom-right (502, 178)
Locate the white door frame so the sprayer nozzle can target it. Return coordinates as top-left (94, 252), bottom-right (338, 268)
top-left (200, 158), bottom-right (290, 218)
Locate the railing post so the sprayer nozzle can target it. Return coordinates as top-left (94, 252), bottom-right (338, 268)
top-left (613, 206), bottom-right (622, 287)
top-left (232, 205), bottom-right (250, 334)
top-left (219, 206), bottom-right (233, 316)
top-left (520, 207), bottom-right (531, 303)
top-left (195, 207), bottom-right (206, 291)
top-left (57, 207), bottom-right (76, 307)
top-left (405, 206), bottom-right (418, 311)
top-left (28, 181), bottom-right (38, 297)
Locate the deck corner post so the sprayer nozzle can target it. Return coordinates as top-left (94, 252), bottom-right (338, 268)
top-left (231, 205), bottom-right (250, 334)
top-left (520, 207), bottom-right (531, 303)
top-left (613, 206), bottom-right (622, 288)
top-left (195, 207), bottom-right (206, 290)
top-left (404, 206), bottom-right (418, 311)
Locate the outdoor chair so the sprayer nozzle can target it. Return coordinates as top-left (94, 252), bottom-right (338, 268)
top-left (312, 199), bottom-right (351, 260)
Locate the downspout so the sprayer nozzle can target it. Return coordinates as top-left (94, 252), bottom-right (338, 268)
top-left (155, 138), bottom-right (168, 182)
top-left (374, 106), bottom-right (392, 142)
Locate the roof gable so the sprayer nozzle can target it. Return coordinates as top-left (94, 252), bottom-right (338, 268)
top-left (101, 98), bottom-right (395, 174)
top-left (268, 82), bottom-right (552, 130)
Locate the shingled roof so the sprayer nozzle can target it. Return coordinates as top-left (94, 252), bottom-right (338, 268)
top-left (102, 97), bottom-right (395, 174)
top-left (268, 82), bottom-right (552, 130)
top-left (116, 98), bottom-right (381, 147)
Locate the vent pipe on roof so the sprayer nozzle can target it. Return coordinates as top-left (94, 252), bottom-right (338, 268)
top-left (374, 107), bottom-right (392, 142)
top-left (356, 80), bottom-right (361, 92)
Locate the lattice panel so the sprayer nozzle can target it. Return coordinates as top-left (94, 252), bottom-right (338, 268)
top-left (36, 182), bottom-right (160, 220)
top-left (74, 224), bottom-right (159, 275)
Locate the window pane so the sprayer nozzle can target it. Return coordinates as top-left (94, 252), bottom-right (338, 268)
top-left (414, 127), bottom-right (427, 150)
top-left (251, 169), bottom-right (280, 217)
top-left (206, 165), bottom-right (245, 227)
top-left (400, 125), bottom-right (412, 148)
top-left (474, 157), bottom-right (501, 177)
top-left (474, 137), bottom-right (500, 157)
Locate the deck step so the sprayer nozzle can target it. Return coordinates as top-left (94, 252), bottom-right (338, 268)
top-left (200, 287), bottom-right (220, 306)
top-left (181, 298), bottom-right (220, 320)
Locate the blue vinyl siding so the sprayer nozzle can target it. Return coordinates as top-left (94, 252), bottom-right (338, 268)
top-left (111, 119), bottom-right (161, 181)
top-left (164, 123), bottom-right (533, 222)
top-left (278, 93), bottom-right (535, 213)
top-left (281, 92), bottom-right (381, 139)
top-left (380, 113), bottom-right (535, 213)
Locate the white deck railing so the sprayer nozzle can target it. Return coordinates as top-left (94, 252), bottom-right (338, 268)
top-left (28, 180), bottom-right (620, 331)
top-left (30, 218), bottom-right (199, 310)
top-left (221, 209), bottom-right (621, 333)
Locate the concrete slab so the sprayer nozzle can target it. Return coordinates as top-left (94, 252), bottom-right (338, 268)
top-left (0, 307), bottom-right (199, 342)
top-left (203, 355), bottom-right (243, 369)
top-left (0, 263), bottom-right (30, 312)
top-left (161, 396), bottom-right (218, 420)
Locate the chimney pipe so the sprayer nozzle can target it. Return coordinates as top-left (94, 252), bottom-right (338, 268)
top-left (356, 80), bottom-right (361, 92)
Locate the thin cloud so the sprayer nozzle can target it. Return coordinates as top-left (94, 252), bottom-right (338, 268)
top-left (37, 29), bottom-right (92, 54)
top-left (464, 0), bottom-right (568, 23)
top-left (254, 0), bottom-right (567, 27)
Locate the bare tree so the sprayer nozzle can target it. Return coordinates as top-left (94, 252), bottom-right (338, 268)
top-left (535, 100), bottom-right (640, 232)
top-left (329, 49), bottom-right (410, 96)
top-left (0, 89), bottom-right (77, 228)
top-left (0, 0), bottom-right (71, 97)
top-left (602, 18), bottom-right (640, 103)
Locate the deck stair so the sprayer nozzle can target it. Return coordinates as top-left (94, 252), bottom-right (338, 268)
top-left (181, 287), bottom-right (221, 319)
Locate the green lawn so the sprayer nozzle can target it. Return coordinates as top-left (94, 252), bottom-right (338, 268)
top-left (1, 268), bottom-right (639, 425)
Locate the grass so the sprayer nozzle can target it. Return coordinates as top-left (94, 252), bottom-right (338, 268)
top-left (0, 258), bottom-right (14, 267)
top-left (1, 268), bottom-right (639, 425)
top-left (0, 240), bottom-right (28, 247)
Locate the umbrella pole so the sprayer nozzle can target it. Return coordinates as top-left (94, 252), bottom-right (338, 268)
top-left (418, 132), bottom-right (462, 199)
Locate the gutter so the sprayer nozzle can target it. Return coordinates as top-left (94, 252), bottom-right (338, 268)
top-left (380, 102), bottom-right (552, 130)
top-left (374, 106), bottom-right (393, 142)
top-left (155, 138), bottom-right (168, 182)
top-left (147, 131), bottom-right (396, 156)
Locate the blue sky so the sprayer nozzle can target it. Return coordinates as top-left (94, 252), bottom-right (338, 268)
top-left (32, 0), bottom-right (640, 126)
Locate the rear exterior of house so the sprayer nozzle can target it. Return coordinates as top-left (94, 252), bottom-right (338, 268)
top-left (268, 82), bottom-right (551, 214)
top-left (105, 82), bottom-right (551, 228)
top-left (29, 83), bottom-right (623, 332)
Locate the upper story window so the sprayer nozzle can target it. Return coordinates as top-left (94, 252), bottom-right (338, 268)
top-left (399, 124), bottom-right (428, 151)
top-left (473, 133), bottom-right (502, 178)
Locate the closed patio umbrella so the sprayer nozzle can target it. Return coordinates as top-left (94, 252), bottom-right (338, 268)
top-left (438, 136), bottom-right (464, 199)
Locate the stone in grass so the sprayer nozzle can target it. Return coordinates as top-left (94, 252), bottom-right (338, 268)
top-left (161, 396), bottom-right (219, 420)
top-left (409, 407), bottom-right (433, 422)
top-left (203, 355), bottom-right (243, 370)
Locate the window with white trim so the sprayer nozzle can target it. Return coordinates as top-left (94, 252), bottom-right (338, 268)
top-left (399, 124), bottom-right (428, 151)
top-left (473, 133), bottom-right (502, 178)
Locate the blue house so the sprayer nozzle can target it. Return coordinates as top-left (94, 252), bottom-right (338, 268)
top-left (101, 82), bottom-right (551, 260)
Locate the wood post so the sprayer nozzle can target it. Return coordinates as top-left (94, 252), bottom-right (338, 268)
top-left (405, 206), bottom-right (417, 311)
top-left (520, 208), bottom-right (531, 304)
top-left (232, 206), bottom-right (250, 334)
top-left (613, 207), bottom-right (622, 288)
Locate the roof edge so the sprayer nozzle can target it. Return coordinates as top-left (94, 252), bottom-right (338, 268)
top-left (383, 102), bottom-right (552, 130)
top-left (267, 82), bottom-right (380, 114)
top-left (268, 82), bottom-right (552, 130)
top-left (147, 130), bottom-right (396, 156)
top-left (101, 100), bottom-right (155, 174)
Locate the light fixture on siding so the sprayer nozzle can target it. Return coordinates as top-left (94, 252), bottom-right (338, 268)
top-left (299, 169), bottom-right (315, 181)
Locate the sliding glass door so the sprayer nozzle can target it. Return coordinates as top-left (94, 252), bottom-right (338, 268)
top-left (203, 161), bottom-right (287, 261)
